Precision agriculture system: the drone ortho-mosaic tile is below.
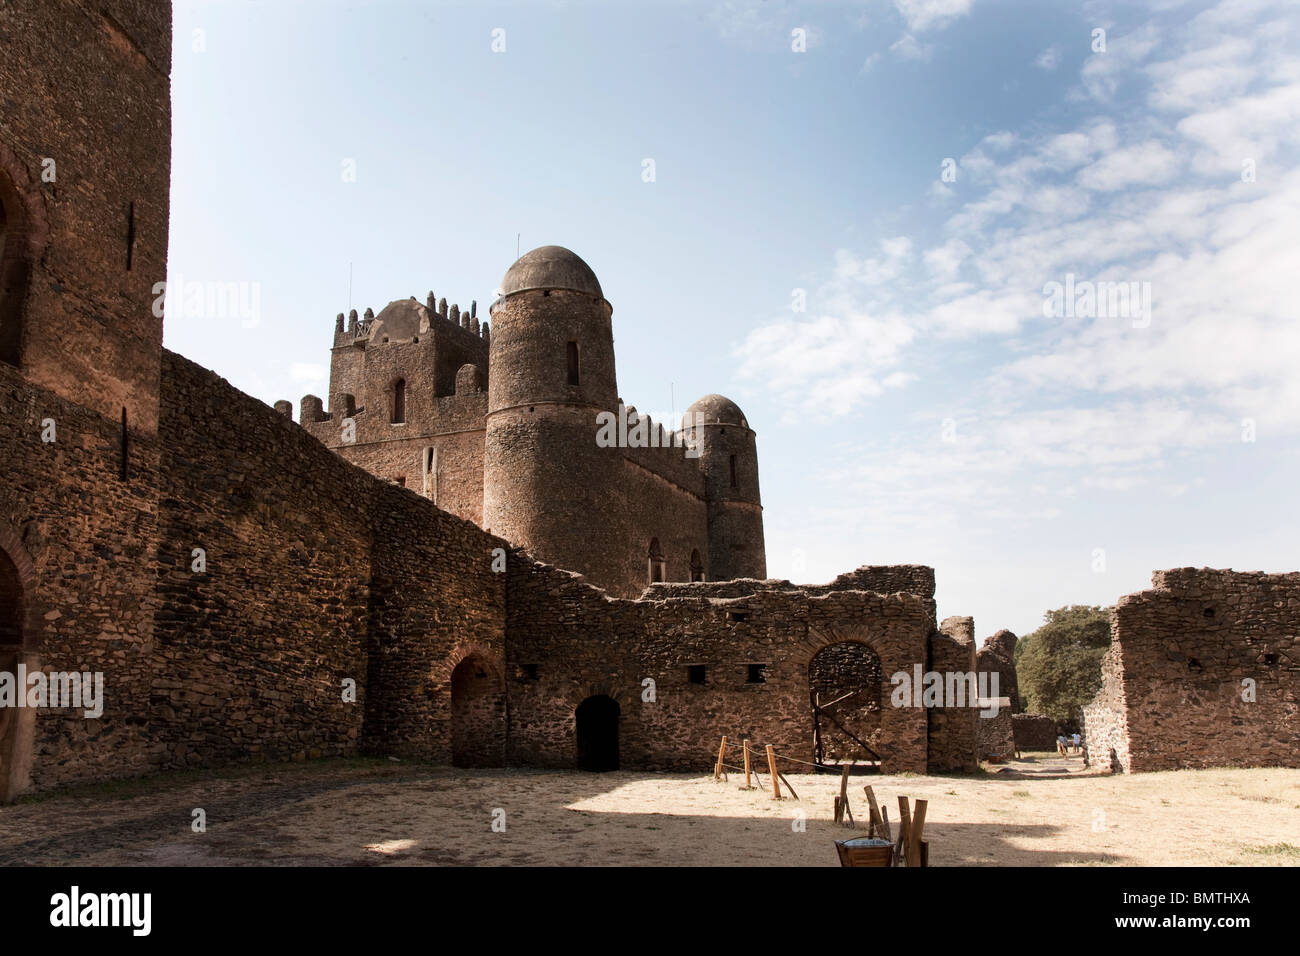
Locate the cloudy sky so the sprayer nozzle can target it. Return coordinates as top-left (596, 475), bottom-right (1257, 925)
top-left (166, 0), bottom-right (1300, 637)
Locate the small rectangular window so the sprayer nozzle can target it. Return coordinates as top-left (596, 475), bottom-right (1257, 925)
top-left (566, 341), bottom-right (581, 386)
top-left (688, 664), bottom-right (707, 685)
top-left (729, 454), bottom-right (738, 488)
top-left (518, 664), bottom-right (539, 681)
top-left (727, 610), bottom-right (748, 623)
top-left (747, 664), bottom-right (767, 684)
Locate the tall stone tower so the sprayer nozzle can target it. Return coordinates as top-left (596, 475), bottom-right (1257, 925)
top-left (683, 394), bottom-right (766, 581)
top-left (482, 246), bottom-right (629, 591)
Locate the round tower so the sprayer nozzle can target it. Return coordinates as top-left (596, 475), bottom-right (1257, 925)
top-left (682, 394), bottom-right (766, 582)
top-left (482, 246), bottom-right (628, 589)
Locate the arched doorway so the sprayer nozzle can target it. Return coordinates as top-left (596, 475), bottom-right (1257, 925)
top-left (449, 654), bottom-right (505, 767)
top-left (0, 546), bottom-right (28, 800)
top-left (576, 695), bottom-right (620, 771)
top-left (808, 641), bottom-right (884, 769)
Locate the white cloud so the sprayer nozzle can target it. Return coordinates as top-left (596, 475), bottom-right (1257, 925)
top-left (893, 0), bottom-right (976, 33)
top-left (1035, 45), bottom-right (1061, 71)
top-left (890, 33), bottom-right (932, 61)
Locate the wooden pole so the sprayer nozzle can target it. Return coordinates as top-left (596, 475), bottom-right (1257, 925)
top-left (895, 796), bottom-right (912, 866)
top-left (766, 745), bottom-right (781, 799)
top-left (909, 798), bottom-right (928, 868)
top-left (743, 739), bottom-right (752, 789)
top-left (838, 765), bottom-right (853, 826)
top-left (864, 786), bottom-right (886, 839)
top-left (714, 736), bottom-right (727, 781)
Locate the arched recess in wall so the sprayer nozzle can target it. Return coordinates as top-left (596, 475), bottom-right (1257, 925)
top-left (0, 525), bottom-right (39, 802)
top-left (689, 549), bottom-right (704, 582)
top-left (449, 652), bottom-right (505, 767)
top-left (391, 378), bottom-right (406, 424)
top-left (808, 640), bottom-right (884, 769)
top-left (0, 143), bottom-right (47, 369)
top-left (647, 538), bottom-right (665, 584)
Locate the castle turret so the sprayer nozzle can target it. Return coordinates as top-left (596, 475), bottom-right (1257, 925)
top-left (482, 245), bottom-right (627, 589)
top-left (682, 394), bottom-right (766, 581)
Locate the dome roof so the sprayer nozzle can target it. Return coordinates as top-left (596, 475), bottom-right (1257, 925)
top-left (683, 394), bottom-right (749, 430)
top-left (370, 298), bottom-right (430, 342)
top-left (500, 245), bottom-right (603, 299)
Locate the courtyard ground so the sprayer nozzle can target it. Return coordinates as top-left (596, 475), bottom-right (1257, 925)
top-left (1, 754), bottom-right (1297, 866)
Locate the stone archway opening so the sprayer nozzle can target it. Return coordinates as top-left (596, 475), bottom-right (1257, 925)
top-left (576, 695), bottom-right (620, 772)
top-left (808, 641), bottom-right (884, 771)
top-left (449, 654), bottom-right (505, 768)
top-left (0, 547), bottom-right (27, 800)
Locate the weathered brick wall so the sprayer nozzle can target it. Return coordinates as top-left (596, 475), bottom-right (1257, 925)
top-left (927, 616), bottom-right (979, 772)
top-left (1012, 713), bottom-right (1058, 751)
top-left (0, 0), bottom-right (170, 432)
top-left (976, 709), bottom-right (1015, 760)
top-left (0, 363), bottom-right (160, 796)
top-left (1083, 569), bottom-right (1299, 772)
top-left (977, 629), bottom-right (1020, 713)
top-left (504, 555), bottom-right (935, 775)
top-left (1082, 640), bottom-right (1129, 770)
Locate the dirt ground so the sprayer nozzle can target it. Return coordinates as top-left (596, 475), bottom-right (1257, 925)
top-left (1, 754), bottom-right (1297, 866)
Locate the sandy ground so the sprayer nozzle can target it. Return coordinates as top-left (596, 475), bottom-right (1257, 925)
top-left (1, 754), bottom-right (1297, 866)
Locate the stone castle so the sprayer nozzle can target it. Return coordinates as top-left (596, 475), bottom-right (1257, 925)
top-left (295, 244), bottom-right (765, 598)
top-left (0, 1), bottom-right (1294, 802)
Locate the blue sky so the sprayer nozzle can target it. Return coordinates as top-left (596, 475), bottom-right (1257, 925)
top-left (165, 0), bottom-right (1300, 638)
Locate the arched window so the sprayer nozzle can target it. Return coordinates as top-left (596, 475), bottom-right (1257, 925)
top-left (690, 549), bottom-right (705, 582)
top-left (647, 538), bottom-right (666, 584)
top-left (566, 341), bottom-right (580, 386)
top-left (335, 393), bottom-right (356, 418)
top-left (392, 379), bottom-right (406, 424)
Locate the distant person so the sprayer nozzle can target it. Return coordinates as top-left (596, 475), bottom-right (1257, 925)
top-left (1072, 732), bottom-right (1081, 753)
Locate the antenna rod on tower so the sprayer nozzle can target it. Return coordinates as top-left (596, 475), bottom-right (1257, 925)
top-left (348, 262), bottom-right (353, 312)
top-left (516, 233), bottom-right (520, 258)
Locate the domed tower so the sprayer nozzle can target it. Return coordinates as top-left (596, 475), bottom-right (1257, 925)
top-left (683, 394), bottom-right (766, 581)
top-left (482, 246), bottom-right (628, 589)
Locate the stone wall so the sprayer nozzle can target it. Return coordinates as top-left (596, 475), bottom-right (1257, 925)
top-left (1012, 714), bottom-right (1058, 751)
top-left (1083, 569), bottom-right (1300, 772)
top-left (503, 555), bottom-right (939, 775)
top-left (927, 616), bottom-right (979, 772)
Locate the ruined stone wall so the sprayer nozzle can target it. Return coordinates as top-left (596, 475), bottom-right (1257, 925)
top-left (1083, 569), bottom-right (1300, 772)
top-left (977, 629), bottom-right (1020, 713)
top-left (927, 616), bottom-right (979, 773)
top-left (504, 555), bottom-right (934, 775)
top-left (1082, 640), bottom-right (1129, 771)
top-left (1012, 713), bottom-right (1058, 751)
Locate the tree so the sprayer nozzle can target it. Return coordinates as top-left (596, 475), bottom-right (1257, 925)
top-left (1015, 605), bottom-right (1112, 733)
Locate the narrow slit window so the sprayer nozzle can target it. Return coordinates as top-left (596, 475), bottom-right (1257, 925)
top-left (566, 341), bottom-right (580, 386)
top-left (392, 379), bottom-right (406, 423)
top-left (729, 454), bottom-right (738, 489)
top-left (125, 201), bottom-right (135, 271)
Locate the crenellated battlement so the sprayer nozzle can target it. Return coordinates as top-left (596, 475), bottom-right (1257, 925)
top-left (334, 292), bottom-right (488, 346)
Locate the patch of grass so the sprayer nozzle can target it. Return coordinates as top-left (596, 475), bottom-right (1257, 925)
top-left (1013, 790), bottom-right (1031, 797)
top-left (1243, 843), bottom-right (1300, 858)
top-left (1238, 793), bottom-right (1281, 804)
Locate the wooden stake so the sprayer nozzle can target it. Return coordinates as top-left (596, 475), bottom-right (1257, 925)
top-left (909, 799), bottom-right (928, 868)
top-left (766, 745), bottom-right (781, 799)
top-left (714, 736), bottom-right (728, 781)
top-left (895, 796), bottom-right (912, 866)
top-left (838, 765), bottom-right (854, 827)
top-left (743, 739), bottom-right (753, 790)
top-left (864, 786), bottom-right (886, 840)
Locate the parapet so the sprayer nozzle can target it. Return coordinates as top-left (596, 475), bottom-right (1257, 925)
top-left (300, 394), bottom-right (327, 424)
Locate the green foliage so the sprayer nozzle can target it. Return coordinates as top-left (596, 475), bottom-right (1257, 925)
top-left (1016, 605), bottom-right (1112, 732)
